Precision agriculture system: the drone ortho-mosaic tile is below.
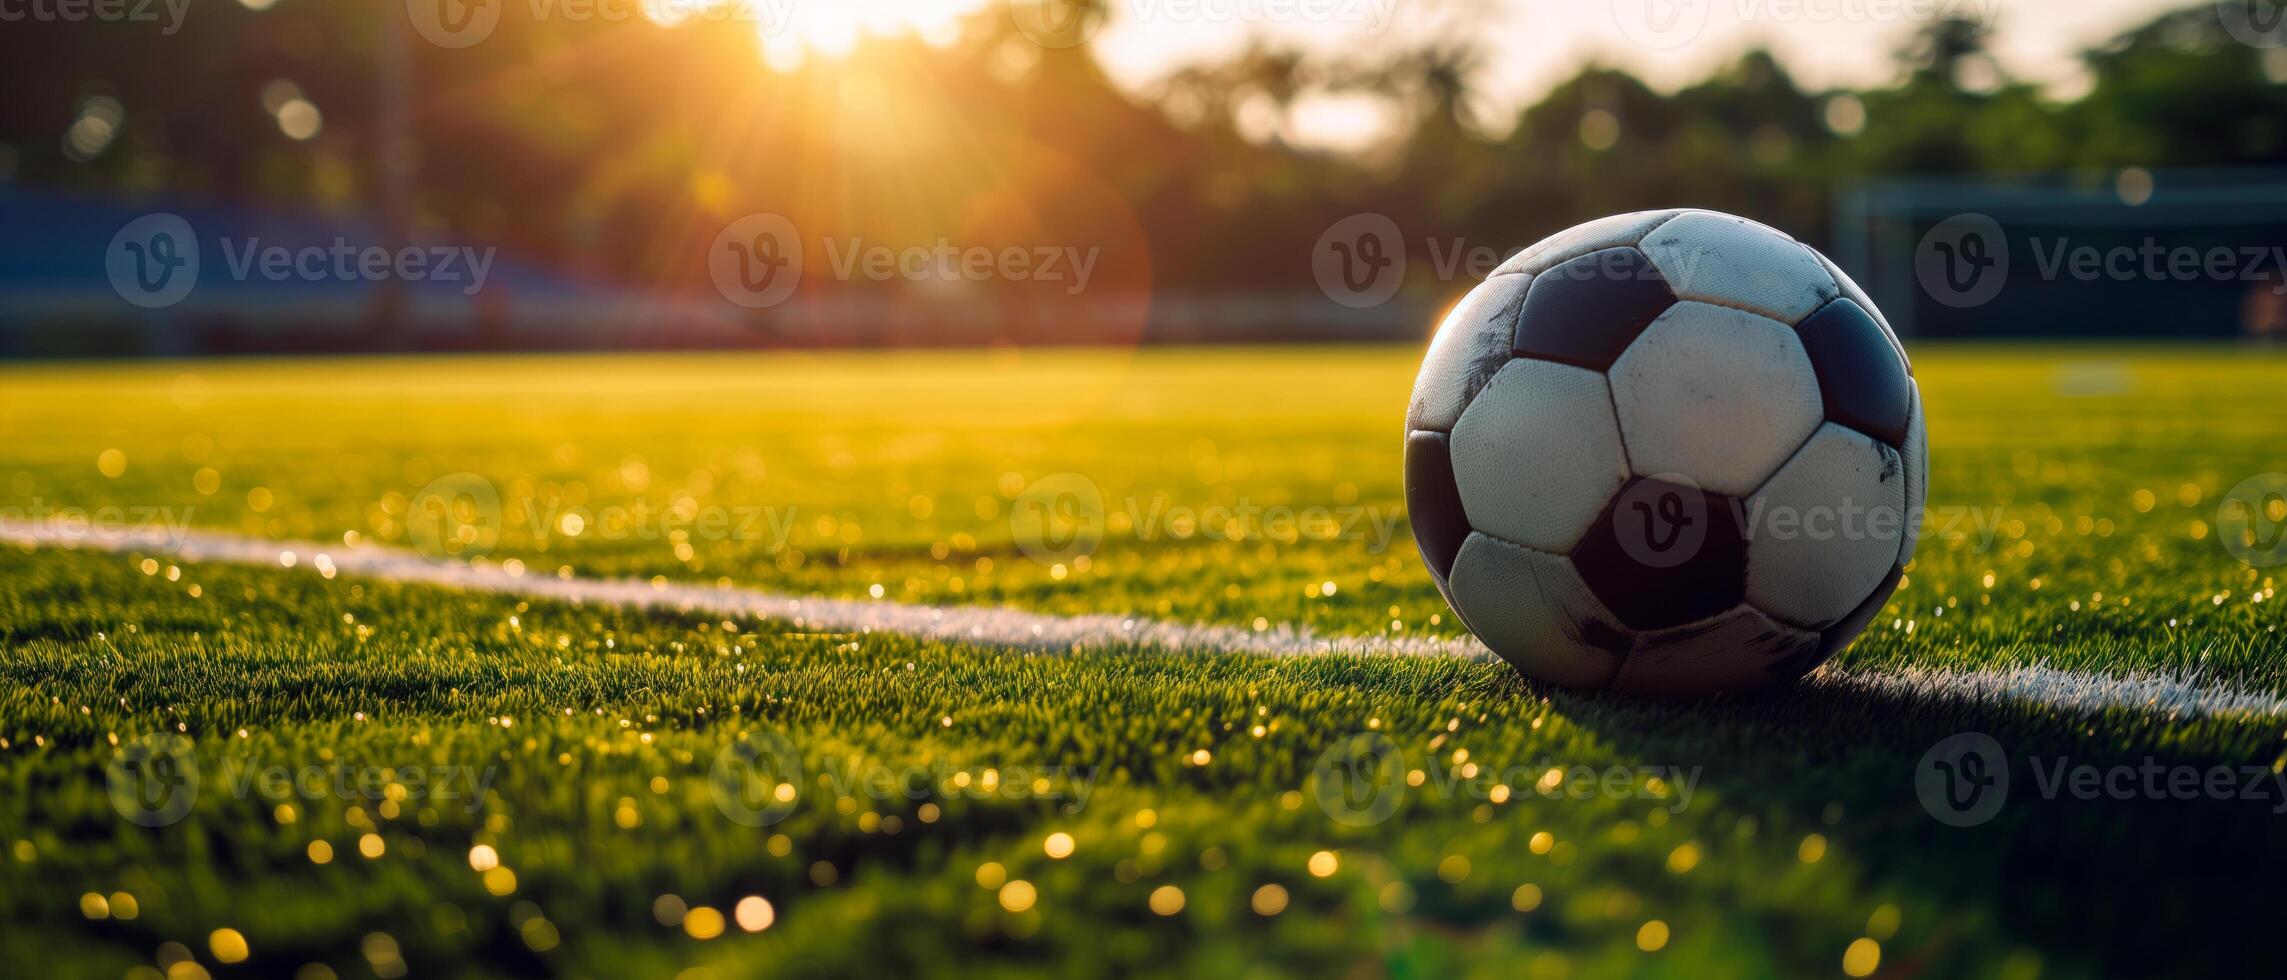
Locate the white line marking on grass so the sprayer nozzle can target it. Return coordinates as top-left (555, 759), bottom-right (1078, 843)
top-left (1, 523), bottom-right (1498, 661)
top-left (7, 523), bottom-right (2282, 718)
top-left (1808, 663), bottom-right (2287, 719)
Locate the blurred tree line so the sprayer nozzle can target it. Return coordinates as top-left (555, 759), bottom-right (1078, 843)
top-left (2, 2), bottom-right (2283, 303)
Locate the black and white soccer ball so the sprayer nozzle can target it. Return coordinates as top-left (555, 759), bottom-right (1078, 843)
top-left (1404, 209), bottom-right (1925, 697)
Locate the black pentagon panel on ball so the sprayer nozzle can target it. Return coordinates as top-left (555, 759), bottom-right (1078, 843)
top-left (1570, 477), bottom-right (1748, 631)
top-left (1512, 247), bottom-right (1677, 371)
top-left (1795, 298), bottom-right (1912, 447)
top-left (1404, 430), bottom-right (1473, 583)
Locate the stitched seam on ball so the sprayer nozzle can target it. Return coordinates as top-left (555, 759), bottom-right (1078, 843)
top-left (1469, 532), bottom-right (1631, 686)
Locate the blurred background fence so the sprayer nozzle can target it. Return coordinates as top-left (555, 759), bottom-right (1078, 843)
top-left (2, 2), bottom-right (2285, 354)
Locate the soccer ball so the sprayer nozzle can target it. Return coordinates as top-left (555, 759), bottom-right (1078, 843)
top-left (1405, 209), bottom-right (1924, 697)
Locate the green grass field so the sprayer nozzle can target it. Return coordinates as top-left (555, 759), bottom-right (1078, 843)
top-left (1, 346), bottom-right (2282, 978)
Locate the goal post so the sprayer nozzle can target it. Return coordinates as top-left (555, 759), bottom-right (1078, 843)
top-left (1833, 169), bottom-right (2287, 342)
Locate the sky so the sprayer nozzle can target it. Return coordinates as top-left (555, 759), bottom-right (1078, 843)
top-left (1078, 0), bottom-right (2201, 148)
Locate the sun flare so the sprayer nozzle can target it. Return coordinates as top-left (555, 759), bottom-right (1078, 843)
top-left (644, 0), bottom-right (993, 71)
